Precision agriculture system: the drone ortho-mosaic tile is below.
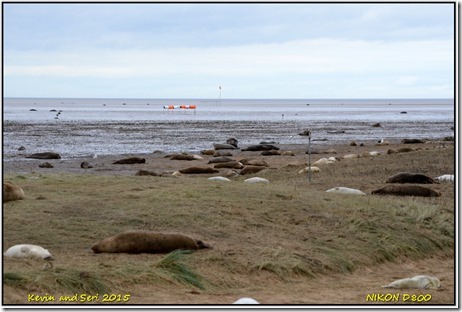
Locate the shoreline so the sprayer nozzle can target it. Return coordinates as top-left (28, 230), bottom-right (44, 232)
top-left (3, 118), bottom-right (455, 159)
top-left (3, 139), bottom-right (454, 177)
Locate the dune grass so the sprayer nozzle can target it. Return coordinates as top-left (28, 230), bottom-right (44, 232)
top-left (2, 146), bottom-right (455, 302)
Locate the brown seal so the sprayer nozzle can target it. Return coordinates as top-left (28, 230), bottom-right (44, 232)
top-left (401, 138), bottom-right (426, 144)
top-left (386, 172), bottom-right (437, 184)
top-left (135, 170), bottom-right (159, 176)
top-left (239, 159), bottom-right (269, 167)
top-left (214, 161), bottom-right (244, 169)
top-left (213, 143), bottom-right (237, 150)
top-left (371, 185), bottom-right (441, 197)
top-left (240, 166), bottom-right (267, 175)
top-left (39, 162), bottom-right (54, 168)
top-left (80, 161), bottom-right (93, 169)
top-left (91, 230), bottom-right (211, 254)
top-left (213, 150), bottom-right (233, 157)
top-left (26, 152), bottom-right (61, 159)
top-left (170, 154), bottom-right (198, 161)
top-left (208, 156), bottom-right (234, 164)
top-left (242, 144), bottom-right (279, 151)
top-left (179, 167), bottom-right (219, 174)
top-left (113, 157), bottom-right (146, 164)
top-left (3, 181), bottom-right (25, 203)
top-left (200, 149), bottom-right (215, 156)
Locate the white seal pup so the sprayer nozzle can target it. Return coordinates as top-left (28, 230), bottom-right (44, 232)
top-left (382, 275), bottom-right (441, 289)
top-left (244, 177), bottom-right (270, 184)
top-left (298, 166), bottom-right (321, 174)
top-left (435, 174), bottom-right (454, 182)
top-left (326, 187), bottom-right (366, 195)
top-left (207, 176), bottom-right (231, 182)
top-left (312, 158), bottom-right (335, 166)
top-left (342, 154), bottom-right (359, 159)
top-left (233, 297), bottom-right (260, 304)
top-left (4, 244), bottom-right (54, 260)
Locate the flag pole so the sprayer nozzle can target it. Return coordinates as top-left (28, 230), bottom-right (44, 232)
top-left (218, 86), bottom-right (222, 106)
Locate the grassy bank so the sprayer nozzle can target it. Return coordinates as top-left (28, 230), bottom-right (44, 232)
top-left (3, 145), bottom-right (455, 303)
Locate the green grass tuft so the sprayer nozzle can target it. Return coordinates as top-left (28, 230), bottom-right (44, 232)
top-left (154, 250), bottom-right (207, 290)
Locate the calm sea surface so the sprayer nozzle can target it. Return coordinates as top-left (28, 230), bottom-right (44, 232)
top-left (3, 98), bottom-right (455, 158)
top-left (3, 97), bottom-right (454, 122)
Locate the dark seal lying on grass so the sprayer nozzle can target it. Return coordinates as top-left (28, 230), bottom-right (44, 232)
top-left (113, 157), bottom-right (146, 164)
top-left (179, 167), bottom-right (219, 174)
top-left (386, 172), bottom-right (437, 184)
top-left (91, 230), bottom-right (211, 254)
top-left (240, 166), bottom-right (267, 175)
top-left (135, 169), bottom-right (159, 176)
top-left (371, 185), bottom-right (441, 197)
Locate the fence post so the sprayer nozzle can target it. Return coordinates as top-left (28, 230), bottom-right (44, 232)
top-left (307, 130), bottom-right (312, 182)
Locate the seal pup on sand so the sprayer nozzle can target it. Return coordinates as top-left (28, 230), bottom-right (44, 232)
top-left (382, 275), bottom-right (441, 289)
top-left (91, 230), bottom-right (211, 254)
top-left (4, 244), bottom-right (54, 260)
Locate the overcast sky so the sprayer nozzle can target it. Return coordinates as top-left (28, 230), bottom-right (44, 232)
top-left (3, 3), bottom-right (455, 99)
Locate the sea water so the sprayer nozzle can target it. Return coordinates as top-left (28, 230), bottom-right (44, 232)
top-left (3, 97), bottom-right (454, 122)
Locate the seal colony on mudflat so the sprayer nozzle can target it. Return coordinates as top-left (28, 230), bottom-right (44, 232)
top-left (91, 230), bottom-right (211, 254)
